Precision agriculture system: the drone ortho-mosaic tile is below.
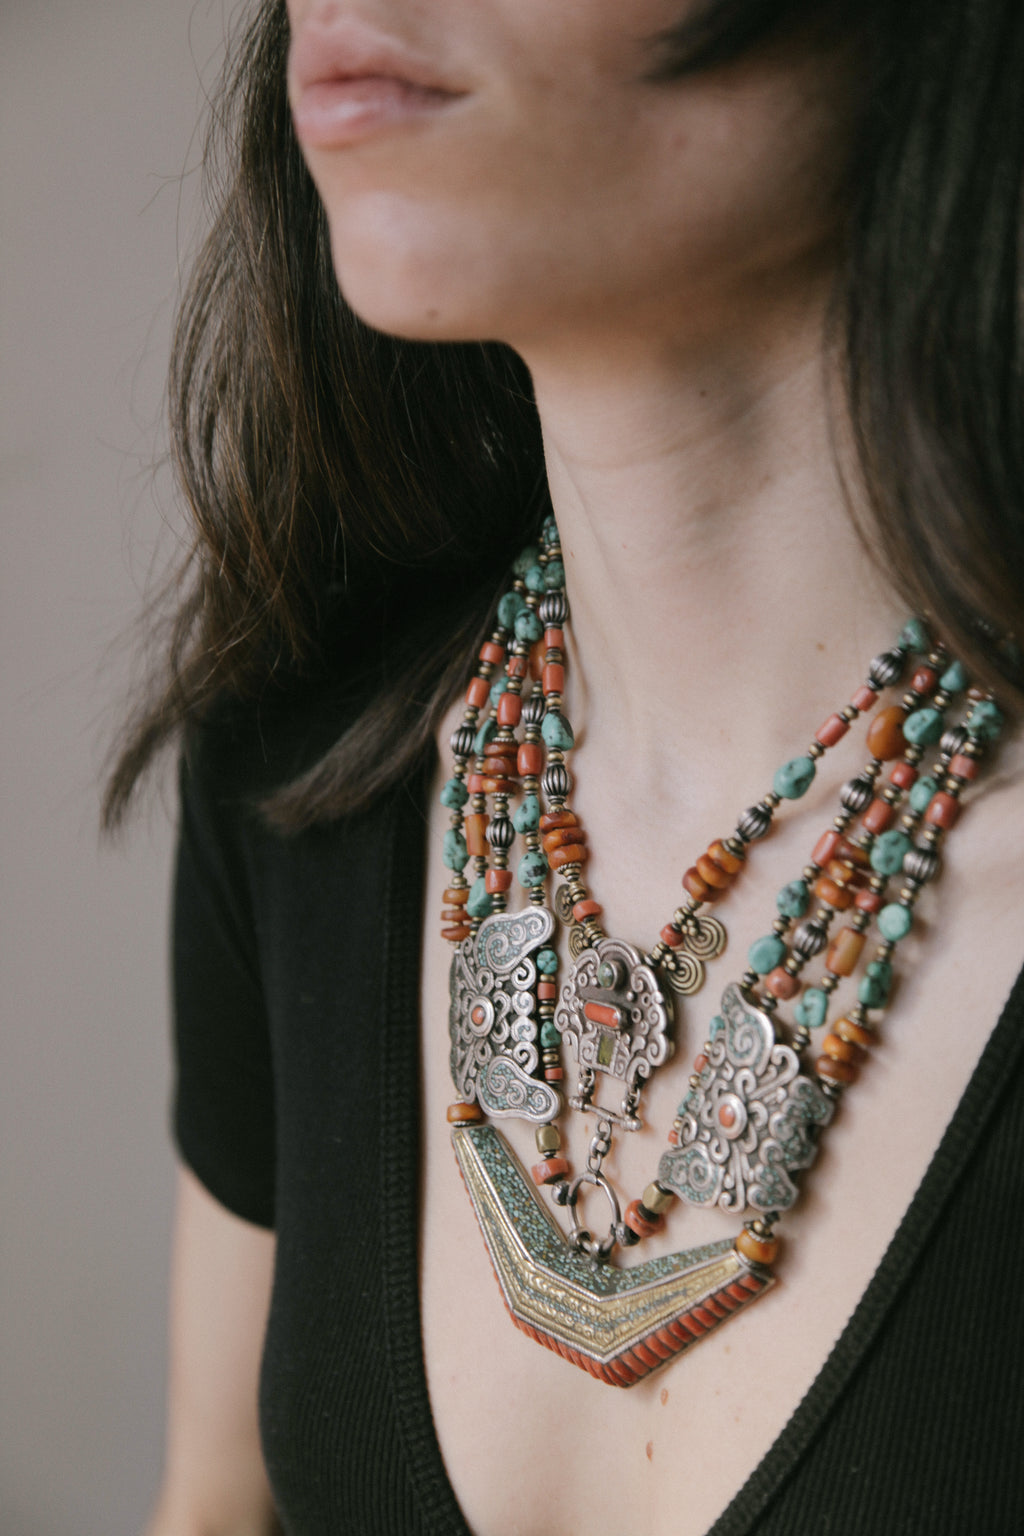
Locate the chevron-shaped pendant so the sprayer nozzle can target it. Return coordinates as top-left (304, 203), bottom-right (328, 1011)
top-left (452, 1122), bottom-right (774, 1386)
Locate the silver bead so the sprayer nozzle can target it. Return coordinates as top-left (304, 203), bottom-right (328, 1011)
top-left (450, 723), bottom-right (475, 758)
top-left (522, 693), bottom-right (545, 726)
top-left (940, 724), bottom-right (967, 757)
top-left (486, 817), bottom-right (514, 850)
top-left (539, 592), bottom-right (568, 625)
top-left (840, 776), bottom-right (874, 812)
top-left (543, 763), bottom-right (573, 798)
top-left (868, 650), bottom-right (905, 687)
top-left (737, 803), bottom-right (773, 841)
top-left (792, 920), bottom-right (828, 959)
top-left (904, 846), bottom-right (941, 883)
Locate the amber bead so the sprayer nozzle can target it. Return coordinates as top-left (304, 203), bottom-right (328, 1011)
top-left (479, 776), bottom-right (514, 795)
top-left (543, 824), bottom-right (587, 852)
top-left (866, 704), bottom-right (907, 760)
top-left (466, 676), bottom-right (490, 709)
top-left (625, 1199), bottom-right (665, 1240)
top-left (854, 890), bottom-right (882, 914)
top-left (443, 887), bottom-right (469, 905)
top-left (817, 1055), bottom-right (857, 1085)
top-left (660, 923), bottom-right (684, 948)
top-left (735, 1228), bottom-right (778, 1266)
top-left (497, 693), bottom-right (522, 727)
top-left (441, 924), bottom-right (472, 943)
top-left (531, 1156), bottom-right (570, 1186)
top-left (838, 837), bottom-right (871, 868)
top-left (812, 829), bottom-right (842, 867)
top-left (529, 640), bottom-right (545, 679)
top-left (826, 927), bottom-right (866, 975)
top-left (540, 809), bottom-right (578, 831)
top-left (484, 869), bottom-right (513, 894)
top-left (862, 797), bottom-right (894, 834)
top-left (814, 875), bottom-right (853, 910)
top-left (925, 792), bottom-right (960, 829)
top-left (518, 742), bottom-right (544, 776)
top-left (835, 1016), bottom-right (874, 1049)
top-left (441, 906), bottom-right (469, 922)
top-left (447, 1101), bottom-right (485, 1124)
top-left (889, 761), bottom-right (918, 790)
top-left (851, 684), bottom-right (877, 712)
top-left (484, 738), bottom-right (516, 758)
top-left (696, 854), bottom-right (731, 889)
top-left (683, 866), bottom-right (714, 902)
top-left (464, 814), bottom-right (489, 857)
top-left (574, 898), bottom-right (603, 922)
top-left (911, 666), bottom-right (938, 695)
top-left (816, 712), bottom-right (849, 747)
top-left (543, 662), bottom-right (565, 695)
top-left (950, 752), bottom-right (978, 781)
top-left (479, 755), bottom-right (516, 777)
top-left (707, 839), bottom-right (744, 875)
top-left (821, 1031), bottom-right (864, 1065)
top-left (549, 843), bottom-right (589, 869)
top-left (766, 967), bottom-right (800, 1000)
top-left (466, 773), bottom-right (485, 793)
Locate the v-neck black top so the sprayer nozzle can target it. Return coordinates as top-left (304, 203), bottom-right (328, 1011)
top-left (172, 694), bottom-right (1024, 1535)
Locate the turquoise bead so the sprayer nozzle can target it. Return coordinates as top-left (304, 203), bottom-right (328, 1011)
top-left (776, 879), bottom-right (810, 918)
top-left (903, 707), bottom-right (944, 745)
top-left (540, 1020), bottom-right (561, 1049)
top-left (513, 545), bottom-right (540, 576)
top-left (544, 559), bottom-right (566, 590)
top-left (858, 960), bottom-right (893, 1009)
top-left (517, 849), bottom-right (549, 887)
top-left (474, 718), bottom-right (497, 754)
top-left (442, 830), bottom-right (469, 871)
top-left (467, 877), bottom-right (493, 920)
top-left (878, 902), bottom-right (913, 941)
top-left (536, 948), bottom-right (559, 974)
top-left (870, 829), bottom-right (911, 876)
top-left (541, 515), bottom-right (560, 544)
top-left (489, 675), bottom-right (510, 706)
top-left (795, 987), bottom-right (828, 1030)
top-left (513, 794), bottom-right (540, 832)
top-left (514, 610), bottom-right (544, 643)
top-left (900, 617), bottom-right (930, 652)
top-left (541, 712), bottom-right (575, 751)
top-left (440, 777), bottom-right (469, 810)
top-left (497, 590), bottom-right (526, 628)
top-left (773, 756), bottom-right (816, 800)
top-left (940, 659), bottom-right (968, 692)
top-left (524, 563), bottom-right (546, 593)
top-left (967, 699), bottom-right (1004, 741)
top-left (908, 776), bottom-right (938, 813)
top-left (749, 933), bottom-right (786, 974)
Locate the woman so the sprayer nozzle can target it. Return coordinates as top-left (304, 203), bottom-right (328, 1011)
top-left (112, 0), bottom-right (1024, 1532)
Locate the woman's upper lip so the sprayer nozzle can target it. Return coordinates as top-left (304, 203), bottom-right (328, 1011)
top-left (289, 16), bottom-right (465, 98)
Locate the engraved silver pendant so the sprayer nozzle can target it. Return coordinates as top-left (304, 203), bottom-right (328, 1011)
top-left (449, 908), bottom-right (561, 1123)
top-left (658, 982), bottom-right (833, 1214)
top-left (554, 937), bottom-right (673, 1129)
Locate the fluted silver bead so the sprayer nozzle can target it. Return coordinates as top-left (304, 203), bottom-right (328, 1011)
top-left (487, 817), bottom-right (514, 850)
top-left (792, 920), bottom-right (829, 959)
top-left (904, 847), bottom-right (941, 883)
top-left (450, 724), bottom-right (475, 758)
top-left (737, 804), bottom-right (773, 842)
top-left (543, 763), bottom-right (573, 799)
top-left (840, 776), bottom-right (874, 812)
top-left (539, 592), bottom-right (568, 625)
top-left (522, 692), bottom-right (545, 726)
top-left (940, 724), bottom-right (968, 757)
top-left (868, 649), bottom-right (905, 687)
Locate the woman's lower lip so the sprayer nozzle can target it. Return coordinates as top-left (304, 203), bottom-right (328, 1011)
top-left (291, 77), bottom-right (460, 148)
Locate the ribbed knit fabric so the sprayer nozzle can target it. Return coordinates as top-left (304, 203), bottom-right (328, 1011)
top-left (172, 696), bottom-right (1024, 1536)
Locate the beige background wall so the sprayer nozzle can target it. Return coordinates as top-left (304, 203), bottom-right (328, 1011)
top-left (2, 5), bottom-right (232, 1531)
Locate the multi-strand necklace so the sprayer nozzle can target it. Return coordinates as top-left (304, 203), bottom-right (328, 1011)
top-left (439, 515), bottom-right (1003, 1386)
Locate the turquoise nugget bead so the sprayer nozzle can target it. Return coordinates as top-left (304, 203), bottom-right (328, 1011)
top-left (541, 515), bottom-right (560, 544)
top-left (900, 617), bottom-right (930, 652)
top-left (541, 712), bottom-right (575, 751)
top-left (749, 934), bottom-right (786, 974)
top-left (967, 699), bottom-right (1004, 741)
top-left (903, 707), bottom-right (944, 745)
top-left (878, 903), bottom-right (913, 941)
top-left (489, 675), bottom-right (510, 705)
top-left (940, 659), bottom-right (968, 692)
top-left (513, 545), bottom-right (540, 576)
top-left (524, 564), bottom-right (546, 594)
top-left (517, 849), bottom-right (549, 887)
top-left (440, 777), bottom-right (469, 810)
top-left (773, 756), bottom-right (816, 800)
top-left (858, 960), bottom-right (893, 1009)
top-left (513, 794), bottom-right (540, 832)
top-left (795, 987), bottom-right (828, 1030)
top-left (515, 610), bottom-right (544, 643)
top-left (776, 879), bottom-right (810, 918)
top-left (442, 830), bottom-right (469, 871)
top-left (908, 776), bottom-right (938, 813)
top-left (467, 878), bottom-right (493, 920)
top-left (497, 590), bottom-right (526, 628)
top-left (536, 948), bottom-right (559, 974)
top-left (870, 829), bottom-right (911, 875)
top-left (540, 1021), bottom-right (561, 1049)
top-left (544, 560), bottom-right (566, 589)
top-left (474, 718), bottom-right (497, 754)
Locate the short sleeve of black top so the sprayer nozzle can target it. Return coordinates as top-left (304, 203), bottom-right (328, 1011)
top-left (171, 695), bottom-right (1024, 1536)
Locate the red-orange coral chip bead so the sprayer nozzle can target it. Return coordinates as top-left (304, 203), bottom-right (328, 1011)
top-left (925, 791), bottom-right (960, 829)
top-left (518, 742), bottom-right (544, 776)
top-left (484, 869), bottom-right (513, 893)
top-left (815, 712), bottom-right (850, 747)
top-left (531, 1157), bottom-right (570, 1186)
top-left (466, 676), bottom-right (490, 709)
top-left (862, 797), bottom-right (894, 834)
top-left (625, 1200), bottom-right (665, 1240)
top-left (765, 967), bottom-right (799, 1000)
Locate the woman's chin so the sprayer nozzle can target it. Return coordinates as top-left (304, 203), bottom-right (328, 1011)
top-left (326, 223), bottom-right (495, 344)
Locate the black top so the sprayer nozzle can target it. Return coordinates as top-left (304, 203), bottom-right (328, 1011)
top-left (172, 694), bottom-right (1024, 1535)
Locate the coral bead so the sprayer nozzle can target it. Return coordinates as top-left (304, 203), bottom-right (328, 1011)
top-left (925, 792), bottom-right (960, 829)
top-left (479, 641), bottom-right (505, 665)
top-left (854, 890), bottom-right (882, 914)
top-left (862, 798), bottom-right (894, 834)
top-left (815, 712), bottom-right (850, 747)
top-left (889, 761), bottom-right (918, 790)
top-left (866, 705), bottom-right (908, 760)
top-left (660, 924), bottom-right (684, 948)
top-left (544, 628), bottom-right (564, 650)
top-left (542, 662), bottom-right (566, 695)
top-left (466, 676), bottom-right (490, 709)
top-left (518, 742), bottom-right (544, 776)
top-left (911, 666), bottom-right (938, 695)
top-left (812, 829), bottom-right (842, 867)
top-left (950, 753), bottom-right (979, 781)
top-left (766, 967), bottom-right (800, 1000)
top-left (484, 869), bottom-right (513, 893)
top-left (851, 685), bottom-right (877, 712)
top-left (531, 1157), bottom-right (570, 1186)
top-left (497, 692), bottom-right (522, 727)
top-left (574, 899), bottom-right (603, 922)
top-left (625, 1200), bottom-right (665, 1240)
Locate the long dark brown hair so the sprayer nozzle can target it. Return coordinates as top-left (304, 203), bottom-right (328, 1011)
top-left (104, 0), bottom-right (1024, 829)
